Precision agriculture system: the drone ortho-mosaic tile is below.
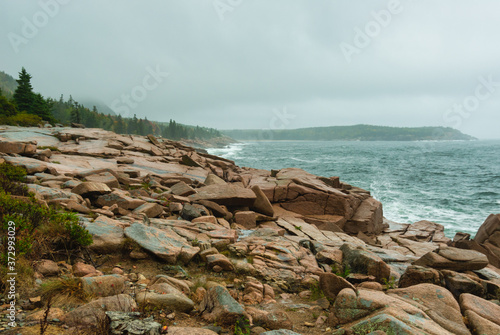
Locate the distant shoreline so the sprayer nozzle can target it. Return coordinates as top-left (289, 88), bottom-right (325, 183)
top-left (221, 124), bottom-right (477, 142)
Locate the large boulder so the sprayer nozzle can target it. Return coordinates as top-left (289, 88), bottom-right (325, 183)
top-left (81, 275), bottom-right (125, 297)
top-left (136, 285), bottom-right (194, 313)
top-left (441, 270), bottom-right (485, 299)
top-left (330, 286), bottom-right (468, 335)
top-left (0, 140), bottom-right (37, 155)
top-left (399, 220), bottom-right (450, 243)
top-left (413, 246), bottom-right (489, 271)
top-left (388, 284), bottom-right (470, 335)
top-left (398, 265), bottom-right (442, 288)
top-left (460, 293), bottom-right (500, 328)
top-left (124, 223), bottom-right (199, 264)
top-left (470, 214), bottom-right (500, 267)
top-left (271, 168), bottom-right (367, 219)
top-left (170, 181), bottom-right (196, 196)
top-left (206, 254), bottom-right (234, 271)
top-left (234, 211), bottom-right (257, 229)
top-left (3, 156), bottom-right (47, 174)
top-left (344, 197), bottom-right (383, 235)
top-left (251, 185), bottom-right (275, 217)
top-left (83, 216), bottom-right (126, 253)
top-left (95, 190), bottom-right (145, 210)
top-left (35, 259), bottom-right (60, 277)
top-left (464, 310), bottom-right (500, 335)
top-left (132, 202), bottom-right (164, 218)
top-left (64, 294), bottom-right (137, 327)
top-left (71, 181), bottom-right (111, 197)
top-left (85, 172), bottom-right (119, 189)
top-left (319, 273), bottom-right (356, 300)
top-left (200, 286), bottom-right (246, 325)
top-left (340, 242), bottom-right (391, 282)
top-left (246, 307), bottom-right (293, 330)
top-left (189, 184), bottom-right (257, 207)
top-left (474, 214), bottom-right (500, 245)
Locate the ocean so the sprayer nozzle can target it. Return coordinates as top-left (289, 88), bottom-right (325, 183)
top-left (208, 140), bottom-right (500, 238)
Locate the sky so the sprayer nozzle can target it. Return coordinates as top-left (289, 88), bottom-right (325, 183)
top-left (1, 0), bottom-right (500, 139)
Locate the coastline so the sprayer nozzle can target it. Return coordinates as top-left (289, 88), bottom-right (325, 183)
top-left (0, 125), bottom-right (499, 334)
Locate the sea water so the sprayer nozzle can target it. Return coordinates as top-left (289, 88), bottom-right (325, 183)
top-left (208, 140), bottom-right (500, 238)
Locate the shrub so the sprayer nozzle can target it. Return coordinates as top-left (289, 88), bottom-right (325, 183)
top-left (0, 191), bottom-right (93, 261)
top-left (40, 276), bottom-right (89, 305)
top-left (2, 112), bottom-right (43, 126)
top-left (0, 163), bottom-right (28, 195)
top-left (0, 163), bottom-right (93, 293)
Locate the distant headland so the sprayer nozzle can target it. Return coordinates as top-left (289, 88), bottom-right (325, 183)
top-left (222, 125), bottom-right (477, 141)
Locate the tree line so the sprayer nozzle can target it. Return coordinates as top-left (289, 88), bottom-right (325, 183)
top-left (0, 68), bottom-right (223, 141)
top-left (223, 124), bottom-right (476, 141)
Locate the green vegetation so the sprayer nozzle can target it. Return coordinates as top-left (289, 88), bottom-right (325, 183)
top-left (0, 67), bottom-right (54, 125)
top-left (331, 264), bottom-right (351, 278)
top-left (309, 282), bottom-right (325, 301)
top-left (234, 317), bottom-right (251, 335)
top-left (223, 124), bottom-right (476, 141)
top-left (382, 277), bottom-right (397, 290)
top-left (0, 163), bottom-right (93, 293)
top-left (0, 68), bottom-right (225, 141)
top-left (40, 276), bottom-right (90, 305)
top-left (351, 320), bottom-right (397, 335)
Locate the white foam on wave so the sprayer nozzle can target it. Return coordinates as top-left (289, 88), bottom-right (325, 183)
top-left (290, 157), bottom-right (321, 164)
top-left (207, 143), bottom-right (250, 160)
top-left (383, 199), bottom-right (480, 235)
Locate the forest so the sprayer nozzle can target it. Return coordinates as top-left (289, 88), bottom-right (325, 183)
top-left (0, 68), bottom-right (223, 141)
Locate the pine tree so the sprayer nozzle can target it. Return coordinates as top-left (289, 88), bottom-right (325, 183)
top-left (32, 93), bottom-right (54, 122)
top-left (13, 67), bottom-right (35, 113)
top-left (114, 114), bottom-right (126, 134)
top-left (70, 107), bottom-right (81, 124)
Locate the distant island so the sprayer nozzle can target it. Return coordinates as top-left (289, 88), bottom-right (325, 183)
top-left (222, 125), bottom-right (477, 141)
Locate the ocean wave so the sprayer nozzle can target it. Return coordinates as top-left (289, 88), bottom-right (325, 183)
top-left (290, 157), bottom-right (320, 163)
top-left (207, 143), bottom-right (248, 158)
top-left (472, 191), bottom-right (499, 197)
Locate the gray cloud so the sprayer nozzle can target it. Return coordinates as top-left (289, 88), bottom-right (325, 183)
top-left (1, 0), bottom-right (499, 138)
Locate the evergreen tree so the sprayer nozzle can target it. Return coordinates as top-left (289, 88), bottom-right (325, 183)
top-left (13, 68), bottom-right (34, 113)
top-left (128, 114), bottom-right (138, 134)
top-left (32, 93), bottom-right (54, 122)
top-left (114, 114), bottom-right (126, 134)
top-left (137, 118), bottom-right (145, 135)
top-left (143, 116), bottom-right (153, 135)
top-left (70, 107), bottom-right (81, 124)
top-left (0, 95), bottom-right (17, 117)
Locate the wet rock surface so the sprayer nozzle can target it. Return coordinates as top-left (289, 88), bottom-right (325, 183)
top-left (1, 126), bottom-right (499, 334)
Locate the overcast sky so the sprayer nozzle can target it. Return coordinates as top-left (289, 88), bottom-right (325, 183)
top-left (1, 1), bottom-right (500, 138)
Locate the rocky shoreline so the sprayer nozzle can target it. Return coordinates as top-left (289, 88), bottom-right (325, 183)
top-left (0, 125), bottom-right (499, 335)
